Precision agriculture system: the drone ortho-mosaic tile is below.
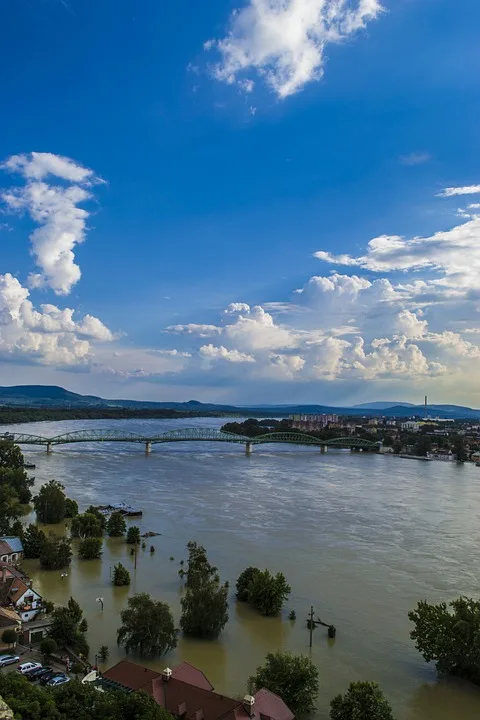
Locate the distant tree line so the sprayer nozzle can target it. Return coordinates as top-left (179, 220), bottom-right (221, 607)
top-left (0, 407), bottom-right (223, 425)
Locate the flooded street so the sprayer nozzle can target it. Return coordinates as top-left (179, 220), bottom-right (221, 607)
top-left (4, 417), bottom-right (480, 719)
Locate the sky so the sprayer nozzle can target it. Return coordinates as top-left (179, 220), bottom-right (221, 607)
top-left (0, 0), bottom-right (480, 406)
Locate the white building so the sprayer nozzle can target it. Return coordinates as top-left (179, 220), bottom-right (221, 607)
top-left (401, 421), bottom-right (421, 432)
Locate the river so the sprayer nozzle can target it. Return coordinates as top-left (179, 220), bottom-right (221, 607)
top-left (3, 416), bottom-right (480, 719)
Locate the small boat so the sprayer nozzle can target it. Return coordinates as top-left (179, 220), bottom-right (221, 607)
top-left (23, 463), bottom-right (36, 469)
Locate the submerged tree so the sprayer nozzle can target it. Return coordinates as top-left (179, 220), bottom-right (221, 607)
top-left (71, 512), bottom-right (104, 539)
top-left (117, 593), bottom-right (177, 657)
top-left (49, 596), bottom-right (89, 655)
top-left (126, 525), bottom-right (141, 545)
top-left (40, 533), bottom-right (72, 570)
top-left (64, 498), bottom-right (79, 518)
top-left (112, 562), bottom-right (131, 586)
top-left (180, 541), bottom-right (229, 639)
top-left (22, 523), bottom-right (47, 559)
top-left (107, 511), bottom-right (127, 537)
top-left (248, 651), bottom-right (319, 717)
top-left (78, 537), bottom-right (103, 560)
top-left (330, 682), bottom-right (395, 720)
top-left (34, 480), bottom-right (66, 523)
top-left (409, 596), bottom-right (480, 683)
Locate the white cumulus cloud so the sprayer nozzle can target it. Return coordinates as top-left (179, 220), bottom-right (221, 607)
top-left (199, 344), bottom-right (256, 363)
top-left (1, 152), bottom-right (103, 295)
top-left (204, 0), bottom-right (383, 98)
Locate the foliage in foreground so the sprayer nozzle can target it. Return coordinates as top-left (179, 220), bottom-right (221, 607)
top-left (48, 596), bottom-right (89, 655)
top-left (330, 681), bottom-right (395, 720)
top-left (0, 440), bottom-right (32, 534)
top-left (112, 562), bottom-right (131, 586)
top-left (0, 673), bottom-right (175, 720)
top-left (39, 533), bottom-right (72, 570)
top-left (409, 596), bottom-right (480, 683)
top-left (117, 592), bottom-right (177, 657)
top-left (248, 651), bottom-right (319, 716)
top-left (236, 566), bottom-right (291, 616)
top-left (180, 541), bottom-right (229, 639)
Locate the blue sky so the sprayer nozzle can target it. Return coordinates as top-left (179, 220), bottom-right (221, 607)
top-left (1, 0), bottom-right (480, 405)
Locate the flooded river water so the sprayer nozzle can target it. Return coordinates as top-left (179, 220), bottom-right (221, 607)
top-left (3, 416), bottom-right (480, 719)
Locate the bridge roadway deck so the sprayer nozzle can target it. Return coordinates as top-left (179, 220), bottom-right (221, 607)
top-left (1, 428), bottom-right (380, 452)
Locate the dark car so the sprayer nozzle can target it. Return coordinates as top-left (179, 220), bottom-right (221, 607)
top-left (25, 666), bottom-right (52, 681)
top-left (40, 670), bottom-right (60, 685)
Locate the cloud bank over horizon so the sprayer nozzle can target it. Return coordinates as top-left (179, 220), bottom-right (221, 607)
top-left (2, 153), bottom-right (480, 405)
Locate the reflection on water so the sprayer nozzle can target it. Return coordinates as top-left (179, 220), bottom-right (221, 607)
top-left (5, 416), bottom-right (480, 719)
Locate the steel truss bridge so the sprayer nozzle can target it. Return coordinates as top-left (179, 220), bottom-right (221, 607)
top-left (3, 428), bottom-right (380, 454)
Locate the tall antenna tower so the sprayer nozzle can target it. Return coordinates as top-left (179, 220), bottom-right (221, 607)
top-left (424, 395), bottom-right (428, 419)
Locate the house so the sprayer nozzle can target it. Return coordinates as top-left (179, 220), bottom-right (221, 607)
top-left (0, 607), bottom-right (22, 637)
top-left (0, 537), bottom-right (24, 565)
top-left (101, 661), bottom-right (295, 720)
top-left (0, 562), bottom-right (44, 622)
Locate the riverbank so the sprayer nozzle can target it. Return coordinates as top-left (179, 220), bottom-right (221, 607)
top-left (0, 407), bottom-right (227, 426)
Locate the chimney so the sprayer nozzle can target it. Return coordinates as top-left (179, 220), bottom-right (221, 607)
top-left (162, 667), bottom-right (172, 682)
top-left (1, 566), bottom-right (6, 584)
top-left (243, 695), bottom-right (255, 717)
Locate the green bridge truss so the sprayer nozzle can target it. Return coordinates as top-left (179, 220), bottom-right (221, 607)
top-left (3, 428), bottom-right (379, 450)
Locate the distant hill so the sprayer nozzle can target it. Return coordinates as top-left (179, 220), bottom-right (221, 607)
top-left (354, 401), bottom-right (415, 409)
top-left (0, 386), bottom-right (479, 419)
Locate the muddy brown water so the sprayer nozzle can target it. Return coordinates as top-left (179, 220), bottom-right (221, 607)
top-left (3, 417), bottom-right (480, 719)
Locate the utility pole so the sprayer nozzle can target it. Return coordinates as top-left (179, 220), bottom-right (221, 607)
top-left (308, 606), bottom-right (315, 647)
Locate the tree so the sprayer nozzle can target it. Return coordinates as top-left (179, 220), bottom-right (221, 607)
top-left (113, 562), bottom-right (131, 586)
top-left (0, 466), bottom-right (33, 504)
top-left (248, 569), bottom-right (291, 616)
top-left (0, 482), bottom-right (23, 535)
top-left (65, 498), bottom-right (79, 518)
top-left (453, 437), bottom-right (468, 463)
top-left (236, 566), bottom-right (261, 601)
top-left (0, 439), bottom-right (25, 470)
top-left (409, 596), bottom-right (480, 683)
top-left (248, 651), bottom-right (319, 716)
top-left (107, 511), bottom-right (127, 537)
top-left (117, 593), bottom-right (177, 657)
top-left (39, 533), bottom-right (72, 570)
top-left (22, 524), bottom-right (47, 559)
top-left (97, 645), bottom-right (109, 663)
top-left (2, 629), bottom-right (17, 647)
top-left (126, 525), bottom-right (141, 544)
top-left (78, 537), bottom-right (103, 559)
top-left (413, 435), bottom-right (432, 457)
top-left (180, 541), bottom-right (229, 639)
top-left (71, 512), bottom-right (104, 539)
top-left (40, 637), bottom-right (57, 660)
top-left (330, 682), bottom-right (395, 720)
top-left (48, 596), bottom-right (89, 655)
top-left (34, 479), bottom-right (66, 523)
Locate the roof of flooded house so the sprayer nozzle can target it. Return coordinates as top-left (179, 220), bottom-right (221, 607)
top-left (0, 607), bottom-right (22, 627)
top-left (0, 542), bottom-right (13, 556)
top-left (171, 662), bottom-right (214, 691)
top-left (0, 563), bottom-right (27, 581)
top-left (8, 579), bottom-right (29, 604)
top-left (0, 537), bottom-right (24, 554)
top-left (102, 660), bottom-right (161, 691)
top-left (101, 660), bottom-right (294, 720)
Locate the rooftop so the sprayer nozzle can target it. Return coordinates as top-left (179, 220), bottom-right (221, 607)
top-left (0, 537), bottom-right (24, 554)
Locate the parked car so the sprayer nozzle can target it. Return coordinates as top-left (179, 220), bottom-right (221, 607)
top-left (47, 674), bottom-right (70, 687)
top-left (17, 661), bottom-right (41, 675)
top-left (0, 654), bottom-right (20, 667)
top-left (40, 670), bottom-right (60, 685)
top-left (25, 665), bottom-right (52, 681)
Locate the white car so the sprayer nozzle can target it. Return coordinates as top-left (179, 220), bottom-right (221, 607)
top-left (17, 661), bottom-right (42, 675)
top-left (0, 654), bottom-right (20, 667)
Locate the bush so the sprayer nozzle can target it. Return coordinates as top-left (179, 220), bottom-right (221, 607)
top-left (112, 562), bottom-right (130, 586)
top-left (237, 567), bottom-right (291, 616)
top-left (1, 629), bottom-right (17, 646)
top-left (40, 638), bottom-right (57, 658)
top-left (78, 537), bottom-right (103, 560)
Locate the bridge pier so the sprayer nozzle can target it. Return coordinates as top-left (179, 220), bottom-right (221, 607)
top-left (145, 441), bottom-right (152, 455)
top-left (320, 445), bottom-right (328, 453)
top-left (245, 442), bottom-right (253, 456)
top-left (46, 442), bottom-right (53, 454)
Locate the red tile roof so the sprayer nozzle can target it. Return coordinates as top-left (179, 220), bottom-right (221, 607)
top-left (101, 660), bottom-right (294, 720)
top-left (102, 660), bottom-right (161, 691)
top-left (172, 662), bottom-right (214, 691)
